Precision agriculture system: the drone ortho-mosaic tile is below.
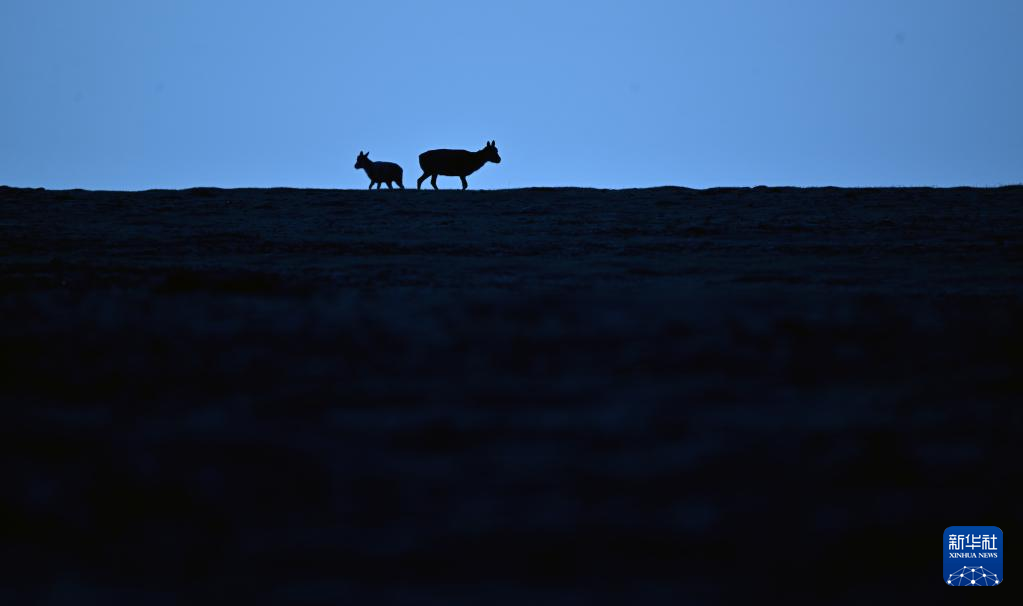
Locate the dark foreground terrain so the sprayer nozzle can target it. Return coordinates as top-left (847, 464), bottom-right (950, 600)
top-left (1, 185), bottom-right (1021, 603)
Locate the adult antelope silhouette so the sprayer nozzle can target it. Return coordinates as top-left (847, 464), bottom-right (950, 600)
top-left (417, 141), bottom-right (501, 190)
top-left (354, 151), bottom-right (404, 189)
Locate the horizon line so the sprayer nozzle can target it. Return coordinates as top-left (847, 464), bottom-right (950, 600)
top-left (4, 184), bottom-right (1023, 194)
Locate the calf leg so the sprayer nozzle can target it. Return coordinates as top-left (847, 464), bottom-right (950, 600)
top-left (460, 176), bottom-right (468, 190)
top-left (368, 181), bottom-right (375, 190)
top-left (430, 174), bottom-right (438, 190)
top-left (397, 178), bottom-right (405, 189)
top-left (385, 181), bottom-right (393, 189)
top-left (417, 173), bottom-right (428, 189)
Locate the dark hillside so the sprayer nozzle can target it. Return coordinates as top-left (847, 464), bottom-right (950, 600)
top-left (1, 185), bottom-right (1021, 603)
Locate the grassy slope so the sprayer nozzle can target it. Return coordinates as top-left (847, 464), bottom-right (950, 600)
top-left (1, 186), bottom-right (1021, 602)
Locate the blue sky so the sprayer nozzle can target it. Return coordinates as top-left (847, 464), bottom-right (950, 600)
top-left (1, 0), bottom-right (1020, 190)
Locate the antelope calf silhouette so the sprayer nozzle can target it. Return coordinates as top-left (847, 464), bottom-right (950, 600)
top-left (417, 141), bottom-right (501, 190)
top-left (355, 151), bottom-right (404, 189)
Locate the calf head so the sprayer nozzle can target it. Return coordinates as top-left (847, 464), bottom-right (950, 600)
top-left (483, 141), bottom-right (501, 164)
top-left (354, 151), bottom-right (371, 170)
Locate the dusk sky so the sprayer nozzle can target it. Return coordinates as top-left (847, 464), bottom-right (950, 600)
top-left (1, 0), bottom-right (1020, 190)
